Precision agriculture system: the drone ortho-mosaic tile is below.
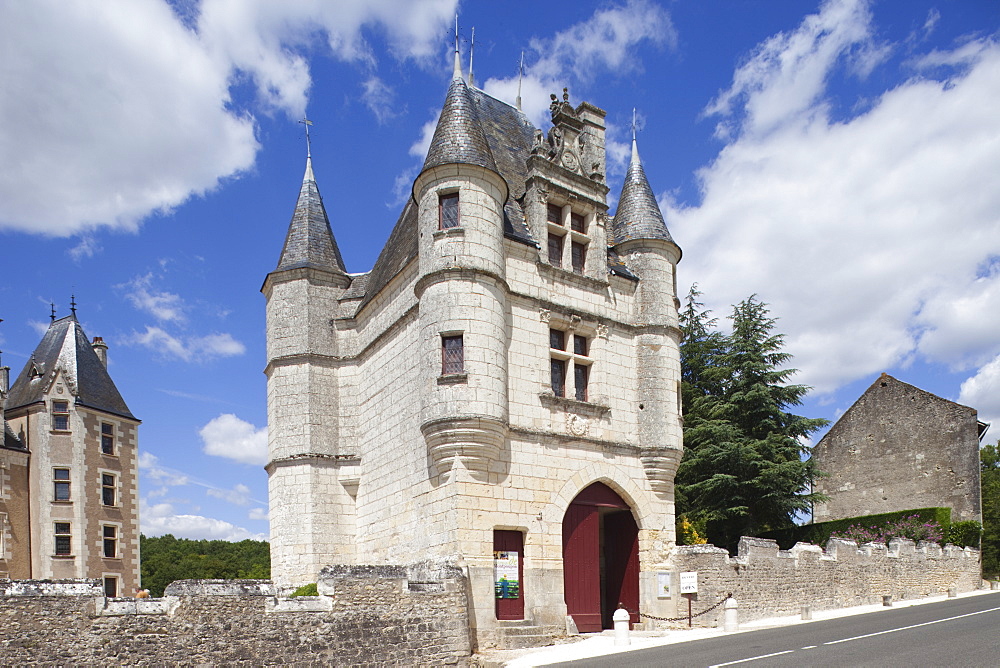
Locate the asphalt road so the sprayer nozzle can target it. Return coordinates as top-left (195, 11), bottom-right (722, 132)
top-left (550, 592), bottom-right (1000, 667)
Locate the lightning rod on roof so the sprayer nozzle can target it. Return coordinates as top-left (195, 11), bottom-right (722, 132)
top-left (516, 51), bottom-right (524, 111)
top-left (299, 117), bottom-right (314, 159)
top-left (468, 27), bottom-right (475, 87)
top-left (50, 303), bottom-right (55, 322)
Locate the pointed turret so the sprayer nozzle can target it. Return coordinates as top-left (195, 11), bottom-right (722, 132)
top-left (275, 156), bottom-right (348, 274)
top-left (610, 139), bottom-right (678, 250)
top-left (419, 61), bottom-right (500, 179)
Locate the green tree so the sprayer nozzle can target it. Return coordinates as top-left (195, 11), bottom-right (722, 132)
top-left (982, 442), bottom-right (1000, 578)
top-left (676, 291), bottom-right (828, 550)
top-left (140, 534), bottom-right (270, 596)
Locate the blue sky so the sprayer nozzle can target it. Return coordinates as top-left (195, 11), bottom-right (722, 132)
top-left (1, 0), bottom-right (998, 541)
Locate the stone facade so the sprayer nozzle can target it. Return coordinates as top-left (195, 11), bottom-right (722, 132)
top-left (667, 536), bottom-right (982, 628)
top-left (0, 566), bottom-right (470, 666)
top-left (263, 60), bottom-right (683, 644)
top-left (813, 374), bottom-right (984, 524)
top-left (2, 315), bottom-right (140, 594)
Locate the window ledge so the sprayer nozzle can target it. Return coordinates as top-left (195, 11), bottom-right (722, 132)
top-left (102, 557), bottom-right (122, 561)
top-left (538, 392), bottom-right (610, 417)
top-left (51, 500), bottom-right (73, 505)
top-left (49, 430), bottom-right (72, 435)
top-left (433, 227), bottom-right (465, 240)
top-left (437, 373), bottom-right (468, 385)
top-left (51, 554), bottom-right (75, 560)
top-left (101, 452), bottom-right (118, 458)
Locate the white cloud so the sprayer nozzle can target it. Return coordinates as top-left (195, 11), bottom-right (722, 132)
top-left (138, 452), bottom-right (190, 487)
top-left (959, 354), bottom-right (1000, 430)
top-left (482, 0), bottom-right (675, 128)
top-left (141, 500), bottom-right (267, 541)
top-left (670, 0), bottom-right (1000, 396)
top-left (207, 483), bottom-right (254, 506)
top-left (200, 414), bottom-right (268, 466)
top-left (0, 0), bottom-right (458, 237)
top-left (120, 274), bottom-right (187, 323)
top-left (361, 76), bottom-right (400, 124)
top-left (249, 507), bottom-right (269, 521)
top-left (125, 326), bottom-right (246, 362)
top-left (0, 0), bottom-right (258, 236)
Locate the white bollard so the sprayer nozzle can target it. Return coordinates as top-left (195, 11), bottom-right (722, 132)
top-left (724, 597), bottom-right (738, 632)
top-left (613, 607), bottom-right (631, 646)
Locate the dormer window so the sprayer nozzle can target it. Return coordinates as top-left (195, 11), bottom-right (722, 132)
top-left (439, 192), bottom-right (460, 229)
top-left (546, 202), bottom-right (591, 275)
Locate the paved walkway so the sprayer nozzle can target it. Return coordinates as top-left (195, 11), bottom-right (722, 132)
top-left (478, 586), bottom-right (999, 667)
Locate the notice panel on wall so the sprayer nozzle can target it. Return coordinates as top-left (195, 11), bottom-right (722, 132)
top-left (657, 572), bottom-right (673, 599)
top-left (494, 551), bottom-right (520, 599)
top-left (679, 571), bottom-right (698, 594)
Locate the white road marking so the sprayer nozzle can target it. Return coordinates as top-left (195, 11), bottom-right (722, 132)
top-left (800, 645), bottom-right (817, 649)
top-left (823, 606), bottom-right (1000, 646)
top-left (709, 650), bottom-right (794, 667)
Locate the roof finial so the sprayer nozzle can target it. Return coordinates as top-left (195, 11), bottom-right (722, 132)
top-left (632, 108), bottom-right (637, 141)
top-left (516, 51), bottom-right (524, 111)
top-left (299, 117), bottom-right (313, 159)
top-left (468, 27), bottom-right (475, 87)
top-left (453, 15), bottom-right (463, 80)
top-left (50, 303), bottom-right (56, 322)
top-left (70, 294), bottom-right (77, 318)
top-left (630, 108), bottom-right (640, 164)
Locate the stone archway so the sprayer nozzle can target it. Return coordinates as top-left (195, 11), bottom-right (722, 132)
top-left (562, 482), bottom-right (639, 632)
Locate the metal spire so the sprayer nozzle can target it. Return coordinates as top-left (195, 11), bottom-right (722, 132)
top-left (468, 27), bottom-right (475, 87)
top-left (50, 303), bottom-right (56, 322)
top-left (70, 294), bottom-right (77, 317)
top-left (299, 117), bottom-right (313, 159)
top-left (453, 15), bottom-right (462, 79)
top-left (516, 51), bottom-right (524, 111)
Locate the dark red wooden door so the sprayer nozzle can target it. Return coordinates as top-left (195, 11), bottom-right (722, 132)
top-left (562, 503), bottom-right (602, 632)
top-left (603, 510), bottom-right (640, 627)
top-left (494, 530), bottom-right (524, 620)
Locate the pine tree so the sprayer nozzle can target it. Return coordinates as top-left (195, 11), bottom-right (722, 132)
top-left (676, 292), bottom-right (827, 550)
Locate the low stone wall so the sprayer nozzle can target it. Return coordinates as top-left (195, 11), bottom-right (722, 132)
top-left (0, 561), bottom-right (471, 666)
top-left (667, 536), bottom-right (982, 627)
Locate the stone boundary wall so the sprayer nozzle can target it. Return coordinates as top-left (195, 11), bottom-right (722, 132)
top-left (668, 536), bottom-right (982, 628)
top-left (0, 561), bottom-right (471, 666)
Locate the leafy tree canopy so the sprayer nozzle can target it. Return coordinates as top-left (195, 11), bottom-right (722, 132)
top-left (140, 534), bottom-right (270, 597)
top-left (676, 287), bottom-right (828, 550)
top-left (982, 442), bottom-right (1000, 577)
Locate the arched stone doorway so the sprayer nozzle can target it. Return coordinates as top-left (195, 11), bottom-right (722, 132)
top-left (562, 482), bottom-right (639, 632)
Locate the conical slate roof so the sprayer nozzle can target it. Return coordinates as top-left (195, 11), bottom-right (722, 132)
top-left (6, 316), bottom-right (136, 420)
top-left (421, 70), bottom-right (499, 175)
top-left (610, 139), bottom-right (677, 247)
top-left (275, 157), bottom-right (348, 273)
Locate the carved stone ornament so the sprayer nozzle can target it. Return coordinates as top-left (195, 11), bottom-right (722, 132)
top-left (539, 308), bottom-right (550, 322)
top-left (561, 150), bottom-right (579, 172)
top-left (596, 323), bottom-right (609, 340)
top-left (567, 413), bottom-right (589, 437)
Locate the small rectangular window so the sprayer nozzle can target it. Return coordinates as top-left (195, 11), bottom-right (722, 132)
top-left (547, 233), bottom-right (563, 268)
top-left (54, 522), bottom-right (71, 556)
top-left (571, 241), bottom-right (586, 274)
top-left (547, 203), bottom-right (563, 225)
top-left (549, 329), bottom-right (566, 351)
top-left (439, 192), bottom-right (460, 229)
top-left (551, 358), bottom-right (567, 398)
top-left (103, 525), bottom-right (117, 558)
top-left (101, 423), bottom-right (115, 455)
top-left (52, 400), bottom-right (69, 431)
top-left (441, 335), bottom-right (464, 375)
top-left (574, 364), bottom-right (589, 402)
top-left (53, 468), bottom-right (70, 501)
top-left (571, 212), bottom-right (585, 233)
top-left (573, 335), bottom-right (588, 356)
top-left (103, 576), bottom-right (118, 597)
top-left (102, 473), bottom-right (116, 507)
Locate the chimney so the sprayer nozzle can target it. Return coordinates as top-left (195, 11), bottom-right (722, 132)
top-left (92, 336), bottom-right (108, 368)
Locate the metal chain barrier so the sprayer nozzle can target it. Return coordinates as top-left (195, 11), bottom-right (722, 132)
top-left (637, 592), bottom-right (733, 623)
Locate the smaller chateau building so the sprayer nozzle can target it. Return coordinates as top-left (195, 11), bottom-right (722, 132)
top-left (1, 312), bottom-right (140, 595)
top-left (813, 373), bottom-right (986, 524)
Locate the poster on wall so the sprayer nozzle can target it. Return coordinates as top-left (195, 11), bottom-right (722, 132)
top-left (494, 550), bottom-right (520, 599)
top-left (657, 572), bottom-right (672, 599)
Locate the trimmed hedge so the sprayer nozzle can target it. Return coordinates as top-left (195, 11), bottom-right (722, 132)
top-left (757, 507), bottom-right (953, 550)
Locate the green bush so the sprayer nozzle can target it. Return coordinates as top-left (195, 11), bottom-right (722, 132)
top-left (756, 507), bottom-right (953, 550)
top-left (291, 583), bottom-right (318, 597)
top-left (945, 521), bottom-right (982, 549)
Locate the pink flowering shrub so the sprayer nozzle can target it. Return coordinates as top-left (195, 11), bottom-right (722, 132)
top-left (829, 515), bottom-right (944, 546)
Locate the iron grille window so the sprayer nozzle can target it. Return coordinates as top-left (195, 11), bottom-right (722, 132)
top-left (54, 522), bottom-right (71, 556)
top-left (103, 525), bottom-right (117, 558)
top-left (52, 400), bottom-right (69, 431)
top-left (547, 203), bottom-right (563, 225)
top-left (571, 241), bottom-right (586, 274)
top-left (53, 468), bottom-right (70, 501)
top-left (550, 358), bottom-right (567, 398)
top-left (550, 328), bottom-right (566, 351)
top-left (573, 335), bottom-right (588, 356)
top-left (570, 212), bottom-right (585, 233)
top-left (574, 364), bottom-right (589, 402)
top-left (101, 423), bottom-right (115, 455)
top-left (102, 474), bottom-right (116, 506)
top-left (548, 233), bottom-right (564, 268)
top-left (439, 192), bottom-right (460, 229)
top-left (441, 335), bottom-right (464, 375)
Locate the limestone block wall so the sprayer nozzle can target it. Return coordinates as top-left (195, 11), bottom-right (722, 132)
top-left (667, 536), bottom-right (982, 628)
top-left (0, 567), bottom-right (471, 666)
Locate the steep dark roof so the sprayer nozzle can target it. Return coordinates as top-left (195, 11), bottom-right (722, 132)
top-left (6, 316), bottom-right (136, 420)
top-left (275, 157), bottom-right (348, 274)
top-left (610, 139), bottom-right (677, 248)
top-left (421, 75), bottom-right (499, 175)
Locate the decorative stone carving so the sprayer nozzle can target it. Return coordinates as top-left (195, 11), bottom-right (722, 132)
top-left (421, 416), bottom-right (507, 482)
top-left (596, 323), bottom-right (609, 340)
top-left (567, 413), bottom-right (589, 437)
top-left (640, 447), bottom-right (682, 497)
top-left (538, 308), bottom-right (550, 322)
